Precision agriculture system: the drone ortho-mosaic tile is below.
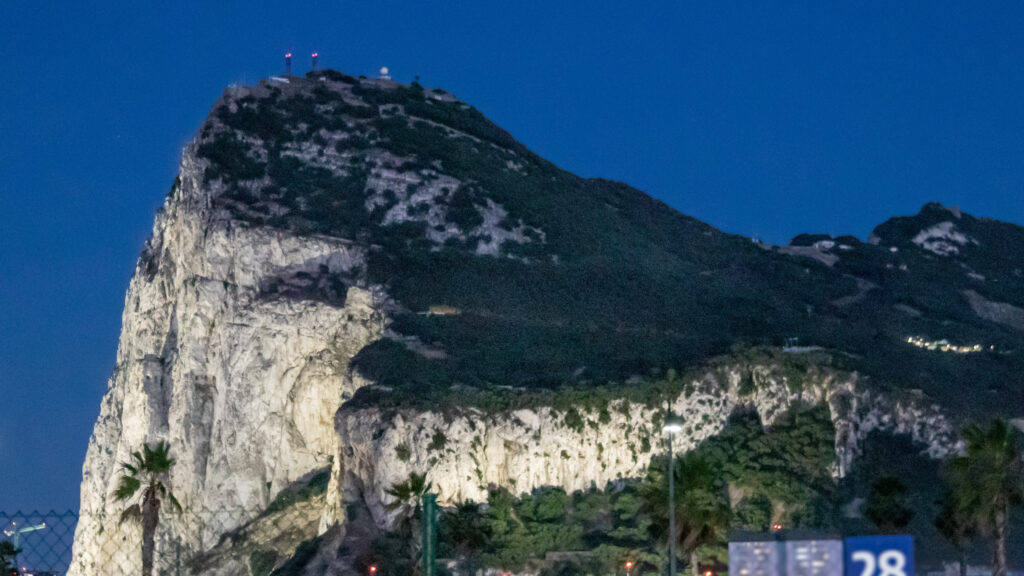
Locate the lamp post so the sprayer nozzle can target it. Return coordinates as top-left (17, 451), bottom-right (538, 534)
top-left (3, 521), bottom-right (45, 551)
top-left (625, 560), bottom-right (634, 576)
top-left (662, 412), bottom-right (683, 576)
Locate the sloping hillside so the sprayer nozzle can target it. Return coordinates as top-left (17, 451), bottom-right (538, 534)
top-left (197, 70), bottom-right (1024, 416)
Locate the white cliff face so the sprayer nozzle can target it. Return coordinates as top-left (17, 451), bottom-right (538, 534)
top-left (330, 364), bottom-right (959, 530)
top-left (70, 145), bottom-right (387, 575)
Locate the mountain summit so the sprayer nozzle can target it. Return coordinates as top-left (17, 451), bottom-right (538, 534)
top-left (71, 71), bottom-right (1024, 574)
top-left (193, 70), bottom-right (1023, 412)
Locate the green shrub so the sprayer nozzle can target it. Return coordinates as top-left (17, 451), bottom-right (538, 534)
top-left (249, 550), bottom-right (279, 576)
top-left (563, 408), bottom-right (585, 433)
top-left (428, 429), bottom-right (447, 452)
top-left (395, 443), bottom-right (412, 461)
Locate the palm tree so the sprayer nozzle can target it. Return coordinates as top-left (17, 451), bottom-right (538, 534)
top-left (385, 472), bottom-right (431, 574)
top-left (385, 472), bottom-right (431, 532)
top-left (947, 420), bottom-right (1023, 576)
top-left (642, 452), bottom-right (730, 576)
top-left (113, 441), bottom-right (182, 576)
top-left (935, 489), bottom-right (977, 576)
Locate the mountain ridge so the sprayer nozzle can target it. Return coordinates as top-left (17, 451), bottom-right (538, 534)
top-left (68, 69), bottom-right (1024, 574)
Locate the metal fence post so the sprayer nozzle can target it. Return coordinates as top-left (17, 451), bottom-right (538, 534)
top-left (422, 494), bottom-right (437, 576)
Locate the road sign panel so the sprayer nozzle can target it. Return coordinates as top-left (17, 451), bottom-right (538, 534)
top-left (843, 535), bottom-right (914, 576)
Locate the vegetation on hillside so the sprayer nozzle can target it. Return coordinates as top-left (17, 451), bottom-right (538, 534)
top-left (344, 347), bottom-right (836, 415)
top-left (190, 72), bottom-right (1024, 418)
top-left (352, 405), bottom-right (840, 575)
top-left (323, 411), bottom-right (1022, 576)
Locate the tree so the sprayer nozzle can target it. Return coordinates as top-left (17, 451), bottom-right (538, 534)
top-left (947, 420), bottom-right (1024, 576)
top-left (0, 540), bottom-right (19, 575)
top-left (385, 472), bottom-right (431, 534)
top-left (865, 475), bottom-right (914, 533)
top-left (935, 490), bottom-right (977, 576)
top-left (642, 452), bottom-right (730, 576)
top-left (385, 472), bottom-right (431, 574)
top-left (443, 501), bottom-right (491, 575)
top-left (113, 441), bottom-right (182, 576)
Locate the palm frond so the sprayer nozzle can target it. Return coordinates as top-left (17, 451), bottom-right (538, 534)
top-left (409, 472), bottom-right (428, 494)
top-left (385, 480), bottom-right (412, 500)
top-left (167, 490), bottom-right (183, 513)
top-left (114, 475), bottom-right (141, 502)
top-left (147, 441), bottom-right (175, 473)
top-left (118, 503), bottom-right (142, 525)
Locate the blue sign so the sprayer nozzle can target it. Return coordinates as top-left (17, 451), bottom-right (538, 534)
top-left (844, 535), bottom-right (914, 576)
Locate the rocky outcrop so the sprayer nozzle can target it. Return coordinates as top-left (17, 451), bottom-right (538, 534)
top-left (964, 289), bottom-right (1024, 331)
top-left (69, 144), bottom-right (387, 575)
top-left (327, 363), bottom-right (959, 530)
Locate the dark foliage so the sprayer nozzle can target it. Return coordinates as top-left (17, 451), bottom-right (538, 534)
top-left (192, 71), bottom-right (1024, 419)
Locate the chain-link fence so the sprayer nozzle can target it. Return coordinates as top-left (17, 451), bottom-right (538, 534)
top-left (1, 510), bottom-right (77, 575)
top-left (2, 497), bottom-right (325, 575)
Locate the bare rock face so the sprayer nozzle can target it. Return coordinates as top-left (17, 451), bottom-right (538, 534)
top-left (69, 145), bottom-right (386, 575)
top-left (328, 363), bottom-right (959, 531)
top-left (964, 289), bottom-right (1024, 331)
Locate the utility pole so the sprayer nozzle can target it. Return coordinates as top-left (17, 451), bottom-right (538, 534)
top-left (662, 407), bottom-right (683, 576)
top-left (668, 432), bottom-right (676, 576)
top-left (3, 520), bottom-right (45, 563)
top-left (422, 493), bottom-right (437, 576)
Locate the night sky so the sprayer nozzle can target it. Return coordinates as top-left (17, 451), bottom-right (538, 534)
top-left (2, 1), bottom-right (1024, 510)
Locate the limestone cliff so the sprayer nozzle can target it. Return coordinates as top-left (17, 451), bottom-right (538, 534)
top-left (70, 143), bottom-right (386, 575)
top-left (328, 361), bottom-right (958, 531)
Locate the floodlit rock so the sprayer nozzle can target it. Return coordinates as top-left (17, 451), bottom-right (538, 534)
top-left (69, 143), bottom-right (386, 575)
top-left (69, 72), bottom-right (1023, 574)
top-left (327, 366), bottom-right (958, 531)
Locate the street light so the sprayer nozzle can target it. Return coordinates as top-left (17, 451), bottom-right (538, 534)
top-left (625, 560), bottom-right (634, 576)
top-left (662, 412), bottom-right (683, 576)
top-left (3, 521), bottom-right (46, 550)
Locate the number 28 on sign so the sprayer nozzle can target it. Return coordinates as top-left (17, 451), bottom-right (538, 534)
top-left (844, 535), bottom-right (914, 576)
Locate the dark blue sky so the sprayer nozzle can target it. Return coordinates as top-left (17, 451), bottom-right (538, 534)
top-left (2, 1), bottom-right (1024, 510)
